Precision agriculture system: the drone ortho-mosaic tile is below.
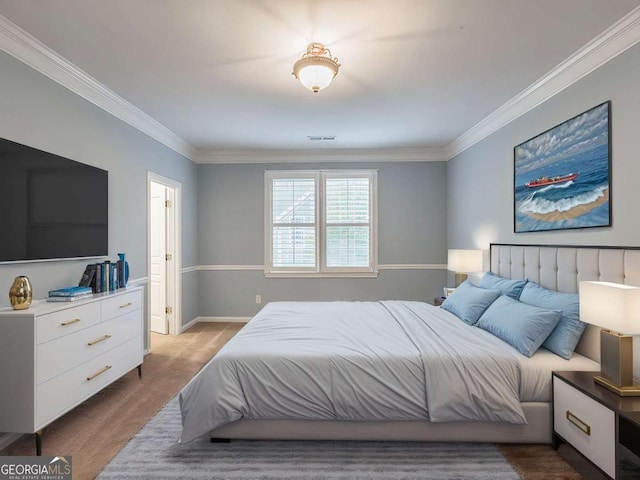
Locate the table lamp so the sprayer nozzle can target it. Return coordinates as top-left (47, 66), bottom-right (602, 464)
top-left (447, 249), bottom-right (483, 287)
top-left (579, 281), bottom-right (640, 396)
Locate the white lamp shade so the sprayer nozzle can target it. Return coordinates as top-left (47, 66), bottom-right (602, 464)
top-left (579, 281), bottom-right (640, 334)
top-left (297, 64), bottom-right (335, 92)
top-left (447, 249), bottom-right (483, 273)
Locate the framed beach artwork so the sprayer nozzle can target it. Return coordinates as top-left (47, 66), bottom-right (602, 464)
top-left (514, 101), bottom-right (611, 233)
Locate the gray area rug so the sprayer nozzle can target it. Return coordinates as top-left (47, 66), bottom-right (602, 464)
top-left (98, 398), bottom-right (520, 480)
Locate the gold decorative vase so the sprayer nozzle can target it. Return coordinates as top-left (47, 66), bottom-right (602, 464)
top-left (9, 276), bottom-right (32, 310)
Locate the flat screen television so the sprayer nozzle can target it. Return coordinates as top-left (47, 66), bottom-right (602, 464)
top-left (0, 137), bottom-right (108, 262)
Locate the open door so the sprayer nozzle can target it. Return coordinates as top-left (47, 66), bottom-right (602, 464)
top-left (147, 172), bottom-right (181, 344)
top-left (149, 181), bottom-right (168, 334)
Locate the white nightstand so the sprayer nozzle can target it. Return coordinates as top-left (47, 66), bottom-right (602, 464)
top-left (553, 371), bottom-right (640, 479)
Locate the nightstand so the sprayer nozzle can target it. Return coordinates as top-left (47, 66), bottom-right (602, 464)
top-left (433, 296), bottom-right (445, 306)
top-left (553, 371), bottom-right (640, 479)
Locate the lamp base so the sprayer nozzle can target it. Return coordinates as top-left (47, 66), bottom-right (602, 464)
top-left (454, 273), bottom-right (468, 287)
top-left (598, 329), bottom-right (636, 397)
top-left (594, 375), bottom-right (640, 397)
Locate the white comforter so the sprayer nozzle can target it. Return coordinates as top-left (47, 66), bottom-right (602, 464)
top-left (179, 301), bottom-right (533, 443)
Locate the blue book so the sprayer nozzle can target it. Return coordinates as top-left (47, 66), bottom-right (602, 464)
top-left (109, 263), bottom-right (116, 291)
top-left (48, 286), bottom-right (93, 297)
top-left (47, 293), bottom-right (93, 302)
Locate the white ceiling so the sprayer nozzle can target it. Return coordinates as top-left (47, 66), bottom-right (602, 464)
top-left (1, 0), bottom-right (639, 157)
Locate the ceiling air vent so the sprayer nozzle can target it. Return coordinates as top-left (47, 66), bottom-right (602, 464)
top-left (308, 136), bottom-right (336, 141)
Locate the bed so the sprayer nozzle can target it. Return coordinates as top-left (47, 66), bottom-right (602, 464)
top-left (179, 244), bottom-right (640, 444)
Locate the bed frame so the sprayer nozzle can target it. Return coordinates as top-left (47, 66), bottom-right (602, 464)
top-left (209, 244), bottom-right (640, 444)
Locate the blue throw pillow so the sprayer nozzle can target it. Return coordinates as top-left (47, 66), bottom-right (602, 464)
top-left (519, 282), bottom-right (586, 360)
top-left (476, 295), bottom-right (562, 357)
top-left (479, 272), bottom-right (527, 300)
top-left (441, 281), bottom-right (501, 325)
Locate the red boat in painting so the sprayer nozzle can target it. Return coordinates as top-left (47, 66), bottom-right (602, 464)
top-left (525, 173), bottom-right (578, 188)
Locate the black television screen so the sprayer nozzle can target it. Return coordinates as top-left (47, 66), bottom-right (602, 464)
top-left (0, 138), bottom-right (108, 262)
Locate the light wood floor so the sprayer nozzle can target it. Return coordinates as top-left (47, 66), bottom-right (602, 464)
top-left (0, 322), bottom-right (244, 480)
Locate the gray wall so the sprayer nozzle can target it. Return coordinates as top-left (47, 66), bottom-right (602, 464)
top-left (447, 43), bottom-right (640, 250)
top-left (0, 52), bottom-right (198, 330)
top-left (197, 162), bottom-right (448, 318)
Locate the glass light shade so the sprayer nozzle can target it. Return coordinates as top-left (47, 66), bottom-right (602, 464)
top-left (296, 64), bottom-right (336, 93)
top-left (579, 281), bottom-right (640, 334)
top-left (447, 249), bottom-right (483, 273)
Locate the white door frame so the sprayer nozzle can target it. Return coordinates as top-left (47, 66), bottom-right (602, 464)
top-left (147, 171), bottom-right (182, 339)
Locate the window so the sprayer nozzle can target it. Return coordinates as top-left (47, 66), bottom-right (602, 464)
top-left (265, 170), bottom-right (377, 277)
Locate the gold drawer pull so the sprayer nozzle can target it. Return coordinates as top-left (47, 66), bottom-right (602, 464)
top-left (61, 318), bottom-right (81, 326)
top-left (86, 365), bottom-right (112, 381)
top-left (87, 334), bottom-right (112, 346)
top-left (119, 302), bottom-right (133, 309)
top-left (566, 410), bottom-right (591, 436)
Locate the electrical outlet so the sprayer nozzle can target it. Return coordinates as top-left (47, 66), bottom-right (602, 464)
top-left (256, 295), bottom-right (262, 304)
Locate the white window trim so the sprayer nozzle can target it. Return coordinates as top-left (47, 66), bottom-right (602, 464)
top-left (264, 171), bottom-right (320, 275)
top-left (264, 169), bottom-right (378, 278)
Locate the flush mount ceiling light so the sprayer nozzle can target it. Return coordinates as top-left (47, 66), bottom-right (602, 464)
top-left (292, 42), bottom-right (340, 93)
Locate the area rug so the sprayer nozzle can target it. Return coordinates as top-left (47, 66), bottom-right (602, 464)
top-left (98, 397), bottom-right (520, 480)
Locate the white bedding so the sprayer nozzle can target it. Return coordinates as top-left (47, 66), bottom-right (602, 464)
top-left (519, 349), bottom-right (598, 401)
top-left (179, 300), bottom-right (598, 444)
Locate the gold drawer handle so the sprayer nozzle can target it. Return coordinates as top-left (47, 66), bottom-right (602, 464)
top-left (87, 334), bottom-right (112, 346)
top-left (86, 365), bottom-right (112, 381)
top-left (119, 302), bottom-right (133, 309)
top-left (566, 410), bottom-right (591, 436)
top-left (61, 318), bottom-right (81, 326)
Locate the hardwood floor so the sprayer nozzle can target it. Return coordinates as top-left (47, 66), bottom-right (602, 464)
top-left (0, 322), bottom-right (244, 480)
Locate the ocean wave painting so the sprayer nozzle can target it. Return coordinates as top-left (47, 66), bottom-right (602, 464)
top-left (514, 102), bottom-right (611, 233)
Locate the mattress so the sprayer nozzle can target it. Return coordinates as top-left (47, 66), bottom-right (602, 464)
top-left (519, 348), bottom-right (598, 401)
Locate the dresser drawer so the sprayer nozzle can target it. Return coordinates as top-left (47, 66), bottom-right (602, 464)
top-left (36, 336), bottom-right (142, 429)
top-left (553, 376), bottom-right (615, 477)
top-left (101, 290), bottom-right (142, 321)
top-left (36, 309), bottom-right (142, 384)
top-left (36, 302), bottom-right (101, 344)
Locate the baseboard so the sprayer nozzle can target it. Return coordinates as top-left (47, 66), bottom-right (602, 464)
top-left (198, 316), bottom-right (251, 323)
top-left (0, 432), bottom-right (22, 452)
top-left (180, 317), bottom-right (200, 333)
top-left (180, 316), bottom-right (251, 333)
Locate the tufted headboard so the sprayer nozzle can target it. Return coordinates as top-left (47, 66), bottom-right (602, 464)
top-left (490, 244), bottom-right (640, 363)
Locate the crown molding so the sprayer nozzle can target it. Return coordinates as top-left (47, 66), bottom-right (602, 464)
top-left (0, 14), bottom-right (196, 160)
top-left (194, 147), bottom-right (447, 164)
top-left (445, 6), bottom-right (640, 160)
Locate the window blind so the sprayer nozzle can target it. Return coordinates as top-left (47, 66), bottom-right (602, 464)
top-left (265, 170), bottom-right (377, 276)
top-left (325, 178), bottom-right (370, 267)
top-left (271, 178), bottom-right (316, 268)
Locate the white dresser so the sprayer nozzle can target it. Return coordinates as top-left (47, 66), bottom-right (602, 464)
top-left (0, 287), bottom-right (143, 454)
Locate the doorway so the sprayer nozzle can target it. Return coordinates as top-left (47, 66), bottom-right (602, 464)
top-left (147, 172), bottom-right (181, 341)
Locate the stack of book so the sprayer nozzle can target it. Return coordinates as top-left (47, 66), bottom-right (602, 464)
top-left (79, 259), bottom-right (127, 294)
top-left (47, 286), bottom-right (94, 302)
